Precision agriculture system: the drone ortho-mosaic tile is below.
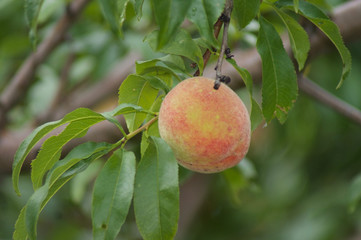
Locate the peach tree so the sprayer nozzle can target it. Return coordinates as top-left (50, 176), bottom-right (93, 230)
top-left (12, 0), bottom-right (351, 239)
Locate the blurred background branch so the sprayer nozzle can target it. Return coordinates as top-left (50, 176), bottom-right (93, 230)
top-left (0, 0), bottom-right (90, 129)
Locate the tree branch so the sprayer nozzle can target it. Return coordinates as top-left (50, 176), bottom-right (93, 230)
top-left (0, 0), bottom-right (91, 129)
top-left (36, 50), bottom-right (76, 124)
top-left (214, 0), bottom-right (233, 89)
top-left (298, 75), bottom-right (361, 125)
top-left (37, 52), bottom-right (141, 124)
top-left (193, 1), bottom-right (229, 77)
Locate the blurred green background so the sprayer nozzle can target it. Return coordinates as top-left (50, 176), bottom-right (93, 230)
top-left (1, 0), bottom-right (361, 239)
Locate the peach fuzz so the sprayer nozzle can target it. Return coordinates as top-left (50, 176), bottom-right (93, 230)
top-left (158, 77), bottom-right (251, 173)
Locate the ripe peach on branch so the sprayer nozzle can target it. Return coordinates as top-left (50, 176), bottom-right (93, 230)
top-left (158, 77), bottom-right (251, 173)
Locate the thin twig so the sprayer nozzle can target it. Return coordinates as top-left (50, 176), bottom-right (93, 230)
top-left (298, 75), bottom-right (361, 126)
top-left (126, 116), bottom-right (158, 140)
top-left (94, 116), bottom-right (159, 154)
top-left (0, 0), bottom-right (90, 130)
top-left (214, 0), bottom-right (233, 89)
top-left (193, 18), bottom-right (224, 77)
top-left (193, 0), bottom-right (234, 77)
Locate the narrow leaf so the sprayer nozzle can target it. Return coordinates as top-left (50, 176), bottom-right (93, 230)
top-left (302, 18), bottom-right (351, 88)
top-left (256, 16), bottom-right (298, 123)
top-left (136, 55), bottom-right (186, 83)
top-left (31, 116), bottom-right (105, 190)
top-left (250, 99), bottom-right (263, 131)
top-left (226, 58), bottom-right (263, 131)
top-left (118, 74), bottom-right (159, 132)
top-left (45, 142), bottom-right (112, 188)
top-left (24, 142), bottom-right (110, 240)
top-left (145, 30), bottom-right (204, 74)
top-left (233, 0), bottom-right (260, 29)
top-left (222, 167), bottom-right (247, 205)
top-left (13, 108), bottom-right (107, 196)
top-left (306, 0), bottom-right (331, 10)
top-left (293, 0), bottom-right (299, 13)
top-left (25, 185), bottom-right (48, 240)
top-left (187, 0), bottom-right (225, 46)
top-left (92, 149), bottom-right (136, 240)
top-left (276, 0), bottom-right (351, 87)
top-left (151, 0), bottom-right (192, 49)
top-left (273, 7), bottom-right (310, 70)
top-left (25, 0), bottom-right (44, 47)
top-left (134, 137), bottom-right (179, 240)
top-left (276, 0), bottom-right (328, 17)
top-left (106, 103), bottom-right (148, 116)
top-left (133, 0), bottom-right (144, 19)
top-left (13, 206), bottom-right (28, 240)
top-left (98, 0), bottom-right (130, 35)
top-left (349, 173), bottom-right (361, 213)
top-left (102, 103), bottom-right (151, 136)
top-left (145, 76), bottom-right (171, 93)
top-left (24, 174), bottom-right (76, 240)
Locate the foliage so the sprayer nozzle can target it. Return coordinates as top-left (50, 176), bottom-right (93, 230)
top-left (3, 0), bottom-right (357, 239)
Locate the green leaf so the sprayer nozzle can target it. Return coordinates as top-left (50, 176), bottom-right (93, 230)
top-left (276, 0), bottom-right (351, 88)
top-left (106, 103), bottom-right (150, 116)
top-left (222, 167), bottom-right (247, 205)
top-left (349, 173), bottom-right (361, 213)
top-left (134, 137), bottom-right (179, 240)
top-left (306, 0), bottom-right (331, 11)
top-left (98, 0), bottom-right (130, 35)
top-left (13, 120), bottom-right (61, 196)
top-left (23, 175), bottom-right (73, 240)
top-left (43, 147), bottom-right (108, 207)
top-left (151, 0), bottom-right (192, 49)
top-left (24, 142), bottom-right (110, 240)
top-left (92, 149), bottom-right (136, 240)
top-left (222, 158), bottom-right (257, 205)
top-left (45, 142), bottom-right (112, 188)
top-left (233, 0), bottom-right (260, 29)
top-left (302, 15), bottom-right (351, 88)
top-left (145, 76), bottom-right (171, 93)
top-left (187, 0), bottom-right (225, 46)
top-left (25, 185), bottom-right (48, 240)
top-left (25, 0), bottom-right (45, 47)
top-left (293, 0), bottom-right (299, 13)
top-left (256, 16), bottom-right (298, 123)
top-left (136, 55), bottom-right (186, 83)
top-left (70, 161), bottom-right (103, 204)
top-left (133, 0), bottom-right (144, 19)
top-left (276, 0), bottom-right (328, 18)
top-left (226, 58), bottom-right (263, 131)
top-left (13, 206), bottom-right (28, 240)
top-left (273, 7), bottom-right (310, 70)
top-left (250, 99), bottom-right (263, 131)
top-left (118, 74), bottom-right (159, 132)
top-left (13, 108), bottom-right (107, 196)
top-left (145, 30), bottom-right (204, 74)
top-left (31, 114), bottom-right (105, 190)
top-left (102, 103), bottom-right (151, 136)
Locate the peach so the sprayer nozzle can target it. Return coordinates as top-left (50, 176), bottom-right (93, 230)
top-left (158, 77), bottom-right (251, 173)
